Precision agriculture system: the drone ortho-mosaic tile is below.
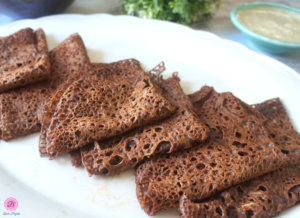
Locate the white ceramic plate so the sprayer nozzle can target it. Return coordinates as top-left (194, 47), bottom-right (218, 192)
top-left (0, 14), bottom-right (299, 218)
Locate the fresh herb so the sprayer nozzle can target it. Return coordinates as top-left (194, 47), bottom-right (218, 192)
top-left (123, 0), bottom-right (222, 25)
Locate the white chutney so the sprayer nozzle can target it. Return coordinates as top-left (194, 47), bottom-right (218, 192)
top-left (237, 6), bottom-right (300, 43)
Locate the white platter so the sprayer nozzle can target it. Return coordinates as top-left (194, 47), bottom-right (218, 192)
top-left (0, 14), bottom-right (299, 218)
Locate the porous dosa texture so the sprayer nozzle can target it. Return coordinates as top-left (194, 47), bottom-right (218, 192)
top-left (70, 62), bottom-right (167, 169)
top-left (81, 73), bottom-right (209, 176)
top-left (179, 168), bottom-right (300, 218)
top-left (40, 60), bottom-right (176, 158)
top-left (254, 98), bottom-right (300, 157)
top-left (0, 33), bottom-right (89, 140)
top-left (135, 87), bottom-right (300, 215)
top-left (179, 98), bottom-right (300, 218)
top-left (0, 28), bottom-right (50, 92)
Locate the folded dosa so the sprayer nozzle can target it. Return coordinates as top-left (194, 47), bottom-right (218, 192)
top-left (0, 28), bottom-right (50, 93)
top-left (81, 73), bottom-right (208, 176)
top-left (0, 33), bottom-right (89, 140)
top-left (135, 87), bottom-right (300, 215)
top-left (40, 60), bottom-right (176, 158)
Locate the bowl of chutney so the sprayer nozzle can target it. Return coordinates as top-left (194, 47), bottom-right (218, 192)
top-left (231, 3), bottom-right (300, 54)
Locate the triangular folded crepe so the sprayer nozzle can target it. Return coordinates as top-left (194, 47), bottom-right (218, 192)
top-left (81, 73), bottom-right (209, 176)
top-left (39, 60), bottom-right (176, 158)
top-left (135, 87), bottom-right (300, 215)
top-left (0, 28), bottom-right (50, 93)
top-left (179, 98), bottom-right (300, 218)
top-left (0, 33), bottom-right (90, 140)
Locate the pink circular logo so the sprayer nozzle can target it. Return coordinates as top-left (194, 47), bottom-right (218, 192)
top-left (4, 197), bottom-right (18, 211)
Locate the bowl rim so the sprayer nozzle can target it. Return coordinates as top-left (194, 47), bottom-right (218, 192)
top-left (230, 2), bottom-right (300, 48)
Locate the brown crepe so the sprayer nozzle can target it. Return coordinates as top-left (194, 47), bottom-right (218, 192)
top-left (179, 98), bottom-right (300, 218)
top-left (135, 87), bottom-right (300, 215)
top-left (0, 28), bottom-right (50, 93)
top-left (81, 72), bottom-right (209, 176)
top-left (39, 60), bottom-right (176, 158)
top-left (179, 168), bottom-right (300, 218)
top-left (0, 33), bottom-right (90, 140)
top-left (254, 98), bottom-right (300, 154)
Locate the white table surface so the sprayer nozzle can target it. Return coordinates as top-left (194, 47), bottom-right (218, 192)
top-left (1, 0), bottom-right (299, 73)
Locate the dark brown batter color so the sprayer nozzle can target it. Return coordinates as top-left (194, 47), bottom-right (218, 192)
top-left (0, 28), bottom-right (50, 93)
top-left (81, 73), bottom-right (209, 176)
top-left (0, 33), bottom-right (89, 140)
top-left (179, 168), bottom-right (300, 218)
top-left (40, 60), bottom-right (176, 158)
top-left (70, 150), bottom-right (82, 168)
top-left (254, 98), bottom-right (300, 155)
top-left (135, 86), bottom-right (300, 215)
top-left (179, 98), bottom-right (300, 218)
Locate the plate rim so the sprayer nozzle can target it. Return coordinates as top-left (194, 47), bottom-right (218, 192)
top-left (0, 13), bottom-right (299, 218)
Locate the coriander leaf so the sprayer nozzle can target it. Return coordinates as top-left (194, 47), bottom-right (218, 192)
top-left (123, 0), bottom-right (222, 24)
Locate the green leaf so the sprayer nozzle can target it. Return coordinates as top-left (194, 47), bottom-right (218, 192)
top-left (123, 0), bottom-right (222, 24)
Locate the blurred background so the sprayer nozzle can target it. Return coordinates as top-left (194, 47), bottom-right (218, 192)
top-left (0, 0), bottom-right (299, 72)
top-left (0, 0), bottom-right (298, 25)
